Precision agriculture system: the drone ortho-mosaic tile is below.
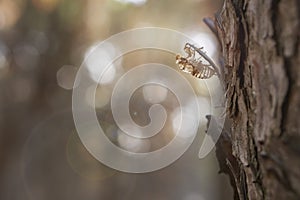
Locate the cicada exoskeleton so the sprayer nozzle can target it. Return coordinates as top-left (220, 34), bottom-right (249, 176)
top-left (176, 43), bottom-right (219, 79)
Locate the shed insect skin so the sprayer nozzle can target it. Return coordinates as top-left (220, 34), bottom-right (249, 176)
top-left (176, 43), bottom-right (220, 79)
top-left (176, 54), bottom-right (216, 79)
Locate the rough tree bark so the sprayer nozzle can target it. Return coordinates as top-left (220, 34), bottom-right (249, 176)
top-left (213, 0), bottom-right (300, 199)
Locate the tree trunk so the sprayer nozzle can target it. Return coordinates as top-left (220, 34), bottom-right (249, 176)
top-left (214, 0), bottom-right (300, 199)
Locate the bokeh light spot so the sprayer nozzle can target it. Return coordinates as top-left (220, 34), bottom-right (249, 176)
top-left (56, 65), bottom-right (78, 90)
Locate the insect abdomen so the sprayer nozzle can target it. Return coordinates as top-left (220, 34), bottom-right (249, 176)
top-left (193, 66), bottom-right (216, 79)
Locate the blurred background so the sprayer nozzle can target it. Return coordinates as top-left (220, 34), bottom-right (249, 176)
top-left (0, 0), bottom-right (233, 199)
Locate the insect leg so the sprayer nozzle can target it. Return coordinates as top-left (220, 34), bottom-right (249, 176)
top-left (188, 43), bottom-right (221, 78)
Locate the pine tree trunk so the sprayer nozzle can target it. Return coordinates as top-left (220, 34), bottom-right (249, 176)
top-left (214, 0), bottom-right (300, 199)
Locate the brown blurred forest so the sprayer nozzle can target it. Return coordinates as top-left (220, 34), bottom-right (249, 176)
top-left (0, 0), bottom-right (237, 200)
